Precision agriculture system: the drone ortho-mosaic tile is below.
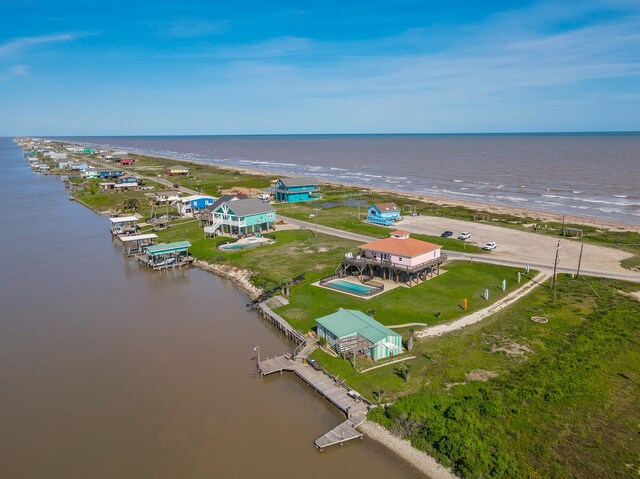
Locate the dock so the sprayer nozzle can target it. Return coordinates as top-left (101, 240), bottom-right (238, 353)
top-left (258, 355), bottom-right (370, 450)
top-left (256, 302), bottom-right (306, 345)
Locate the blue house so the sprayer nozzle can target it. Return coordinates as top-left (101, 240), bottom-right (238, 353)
top-left (210, 198), bottom-right (276, 236)
top-left (177, 195), bottom-right (215, 216)
top-left (273, 177), bottom-right (321, 203)
top-left (117, 176), bottom-right (141, 185)
top-left (100, 170), bottom-right (125, 179)
top-left (69, 162), bottom-right (88, 171)
top-left (366, 202), bottom-right (401, 226)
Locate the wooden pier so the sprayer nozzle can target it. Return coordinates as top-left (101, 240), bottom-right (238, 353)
top-left (256, 302), bottom-right (306, 345)
top-left (258, 355), bottom-right (369, 449)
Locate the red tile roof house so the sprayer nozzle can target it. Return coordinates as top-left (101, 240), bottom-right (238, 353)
top-left (339, 230), bottom-right (447, 286)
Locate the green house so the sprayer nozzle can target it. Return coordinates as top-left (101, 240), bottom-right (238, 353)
top-left (316, 309), bottom-right (403, 361)
top-left (211, 198), bottom-right (276, 236)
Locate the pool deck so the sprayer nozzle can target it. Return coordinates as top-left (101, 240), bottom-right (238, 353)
top-left (312, 276), bottom-right (401, 299)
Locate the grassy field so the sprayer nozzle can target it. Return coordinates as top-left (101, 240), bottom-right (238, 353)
top-left (365, 275), bottom-right (640, 478)
top-left (275, 202), bottom-right (485, 254)
top-left (152, 221), bottom-right (359, 290)
top-left (279, 261), bottom-right (528, 333)
top-left (128, 154), bottom-right (277, 196)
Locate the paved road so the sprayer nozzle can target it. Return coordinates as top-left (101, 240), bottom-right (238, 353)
top-left (280, 215), bottom-right (640, 284)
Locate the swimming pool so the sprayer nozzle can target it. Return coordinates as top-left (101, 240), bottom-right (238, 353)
top-left (324, 279), bottom-right (381, 296)
top-left (218, 238), bottom-right (274, 252)
top-left (220, 243), bottom-right (250, 251)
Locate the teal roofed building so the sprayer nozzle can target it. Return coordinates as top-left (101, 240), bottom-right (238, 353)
top-left (316, 309), bottom-right (402, 361)
top-left (273, 176), bottom-right (321, 203)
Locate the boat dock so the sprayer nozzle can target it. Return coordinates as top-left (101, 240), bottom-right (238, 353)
top-left (256, 302), bottom-right (306, 345)
top-left (258, 355), bottom-right (369, 450)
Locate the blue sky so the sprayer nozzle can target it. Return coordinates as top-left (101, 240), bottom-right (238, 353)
top-left (1, 0), bottom-right (639, 135)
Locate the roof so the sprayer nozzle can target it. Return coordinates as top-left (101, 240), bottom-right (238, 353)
top-left (179, 195), bottom-right (214, 203)
top-left (145, 241), bottom-right (191, 255)
top-left (359, 236), bottom-right (441, 257)
top-left (215, 198), bottom-right (274, 217)
top-left (277, 176), bottom-right (320, 188)
top-left (372, 202), bottom-right (400, 212)
top-left (108, 215), bottom-right (139, 223)
top-left (207, 194), bottom-right (248, 211)
top-left (120, 233), bottom-right (158, 242)
top-left (316, 309), bottom-right (400, 344)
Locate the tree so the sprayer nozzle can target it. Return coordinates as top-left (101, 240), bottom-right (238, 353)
top-left (396, 362), bottom-right (411, 382)
top-left (123, 197), bottom-right (140, 211)
top-left (407, 328), bottom-right (415, 351)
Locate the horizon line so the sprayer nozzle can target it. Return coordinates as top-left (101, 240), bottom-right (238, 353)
top-left (13, 130), bottom-right (640, 138)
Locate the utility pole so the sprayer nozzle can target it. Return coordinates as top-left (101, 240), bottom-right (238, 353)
top-left (576, 238), bottom-right (584, 278)
top-left (552, 240), bottom-right (560, 302)
top-left (313, 208), bottom-right (320, 237)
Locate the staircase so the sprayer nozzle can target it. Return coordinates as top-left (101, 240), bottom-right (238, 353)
top-left (293, 337), bottom-right (318, 361)
top-left (204, 218), bottom-right (222, 237)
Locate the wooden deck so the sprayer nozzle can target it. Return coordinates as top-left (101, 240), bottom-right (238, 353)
top-left (315, 413), bottom-right (366, 450)
top-left (258, 355), bottom-right (370, 449)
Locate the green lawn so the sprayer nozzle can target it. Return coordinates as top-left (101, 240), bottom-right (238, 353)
top-left (275, 202), bottom-right (485, 253)
top-left (365, 275), bottom-right (640, 478)
top-left (152, 221), bottom-right (359, 290)
top-left (279, 261), bottom-right (528, 333)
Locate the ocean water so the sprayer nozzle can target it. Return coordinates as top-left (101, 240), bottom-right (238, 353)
top-left (61, 134), bottom-right (640, 225)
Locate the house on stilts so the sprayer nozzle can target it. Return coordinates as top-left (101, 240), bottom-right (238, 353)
top-left (338, 230), bottom-right (446, 287)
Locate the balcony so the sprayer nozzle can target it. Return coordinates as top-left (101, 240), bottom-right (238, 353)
top-left (343, 252), bottom-right (447, 273)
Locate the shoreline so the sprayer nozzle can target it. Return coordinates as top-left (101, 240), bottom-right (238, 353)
top-left (360, 421), bottom-right (458, 479)
top-left (49, 138), bottom-right (640, 233)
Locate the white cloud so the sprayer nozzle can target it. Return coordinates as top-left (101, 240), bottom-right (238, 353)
top-left (0, 33), bottom-right (81, 57)
top-left (0, 64), bottom-right (29, 82)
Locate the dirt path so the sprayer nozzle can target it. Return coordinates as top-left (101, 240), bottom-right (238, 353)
top-left (415, 271), bottom-right (551, 339)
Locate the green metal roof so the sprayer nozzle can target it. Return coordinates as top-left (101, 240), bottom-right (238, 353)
top-left (315, 309), bottom-right (400, 343)
top-left (144, 241), bottom-right (191, 256)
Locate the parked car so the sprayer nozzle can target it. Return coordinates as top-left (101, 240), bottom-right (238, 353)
top-left (441, 230), bottom-right (454, 238)
top-left (172, 183), bottom-right (179, 188)
top-left (458, 232), bottom-right (471, 240)
top-left (410, 212), bottom-right (419, 216)
top-left (483, 242), bottom-right (497, 250)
